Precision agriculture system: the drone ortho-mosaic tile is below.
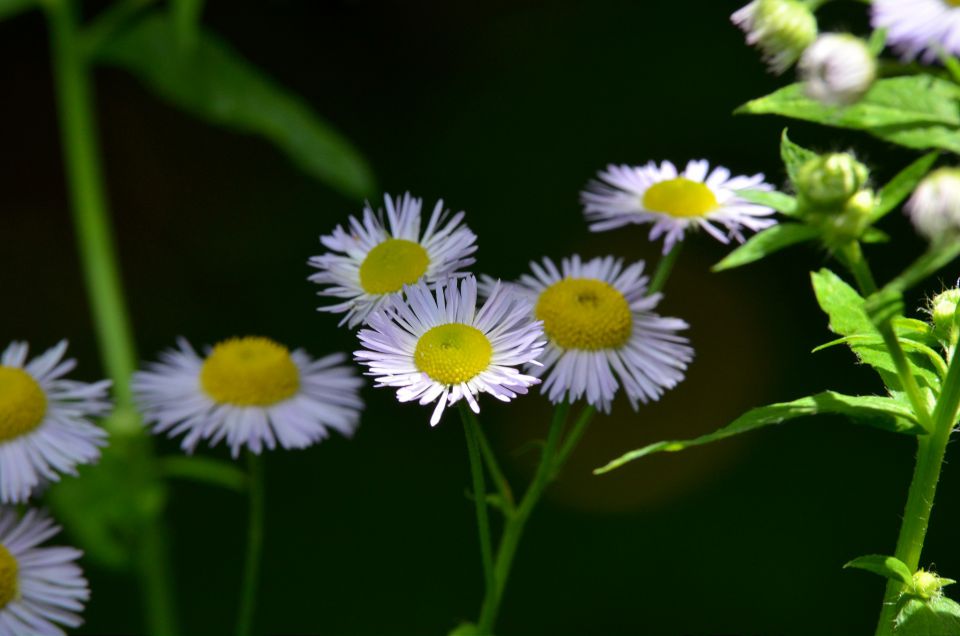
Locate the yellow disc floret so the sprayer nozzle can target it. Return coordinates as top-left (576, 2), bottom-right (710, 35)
top-left (0, 544), bottom-right (17, 609)
top-left (0, 367), bottom-right (47, 443)
top-left (359, 239), bottom-right (430, 294)
top-left (535, 278), bottom-right (632, 350)
top-left (414, 324), bottom-right (492, 385)
top-left (200, 337), bottom-right (300, 406)
top-left (642, 177), bottom-right (719, 218)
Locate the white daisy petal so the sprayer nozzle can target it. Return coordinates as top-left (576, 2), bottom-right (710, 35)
top-left (581, 160), bottom-right (775, 254)
top-left (872, 0), bottom-right (960, 63)
top-left (133, 337), bottom-right (364, 457)
top-left (308, 192), bottom-right (478, 329)
top-left (0, 341), bottom-right (110, 504)
top-left (355, 276), bottom-right (543, 426)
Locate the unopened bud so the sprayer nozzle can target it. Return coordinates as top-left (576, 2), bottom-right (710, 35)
top-left (912, 569), bottom-right (954, 600)
top-left (906, 168), bottom-right (960, 241)
top-left (796, 153), bottom-right (869, 208)
top-left (799, 34), bottom-right (876, 106)
top-left (731, 0), bottom-right (818, 75)
top-left (930, 289), bottom-right (960, 345)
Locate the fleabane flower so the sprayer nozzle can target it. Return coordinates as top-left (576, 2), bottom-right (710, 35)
top-left (799, 34), bottom-right (876, 106)
top-left (731, 0), bottom-right (818, 74)
top-left (0, 341), bottom-right (110, 504)
top-left (355, 276), bottom-right (544, 426)
top-left (872, 0), bottom-right (960, 63)
top-left (482, 256), bottom-right (693, 413)
top-left (0, 507), bottom-right (89, 636)
top-left (581, 160), bottom-right (776, 254)
top-left (308, 192), bottom-right (477, 328)
top-left (905, 167), bottom-right (960, 240)
top-left (133, 337), bottom-right (364, 457)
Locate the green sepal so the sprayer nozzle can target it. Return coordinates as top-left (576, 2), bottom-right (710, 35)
top-left (844, 554), bottom-right (913, 585)
top-left (871, 153), bottom-right (939, 223)
top-left (713, 223), bottom-right (819, 271)
top-left (735, 188), bottom-right (799, 216)
top-left (780, 129), bottom-right (818, 185)
top-left (93, 11), bottom-right (376, 199)
top-left (594, 391), bottom-right (924, 474)
top-left (894, 595), bottom-right (960, 635)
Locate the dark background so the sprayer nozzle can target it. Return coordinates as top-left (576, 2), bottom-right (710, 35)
top-left (2, 1), bottom-right (957, 634)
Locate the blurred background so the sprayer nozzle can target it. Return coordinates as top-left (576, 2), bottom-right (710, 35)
top-left (2, 1), bottom-right (958, 634)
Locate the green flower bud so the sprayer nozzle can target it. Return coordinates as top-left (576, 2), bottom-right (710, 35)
top-left (930, 289), bottom-right (960, 346)
top-left (731, 0), bottom-right (818, 75)
top-left (911, 569), bottom-right (954, 600)
top-left (796, 153), bottom-right (869, 209)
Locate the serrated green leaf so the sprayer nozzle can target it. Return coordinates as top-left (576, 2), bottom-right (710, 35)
top-left (895, 596), bottom-right (960, 635)
top-left (0, 0), bottom-right (34, 21)
top-left (95, 12), bottom-right (375, 199)
top-left (736, 188), bottom-right (799, 216)
top-left (873, 123), bottom-right (960, 154)
top-left (594, 391), bottom-right (923, 474)
top-left (845, 554), bottom-right (913, 585)
top-left (739, 76), bottom-right (960, 128)
top-left (872, 153), bottom-right (940, 223)
top-left (713, 223), bottom-right (818, 271)
top-left (781, 129), bottom-right (818, 184)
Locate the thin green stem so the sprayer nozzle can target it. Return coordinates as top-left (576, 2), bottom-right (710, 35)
top-left (46, 1), bottom-right (177, 634)
top-left (460, 403), bottom-right (495, 610)
top-left (474, 424), bottom-right (515, 511)
top-left (552, 405), bottom-right (596, 478)
top-left (840, 241), bottom-right (878, 296)
top-left (875, 338), bottom-right (960, 635)
top-left (648, 242), bottom-right (683, 295)
top-left (237, 453), bottom-right (266, 636)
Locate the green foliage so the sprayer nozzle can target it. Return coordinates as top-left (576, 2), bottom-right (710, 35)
top-left (0, 0), bottom-right (33, 21)
top-left (780, 129), bottom-right (818, 184)
top-left (94, 12), bottom-right (376, 200)
top-left (713, 223), bottom-right (819, 271)
top-left (735, 188), bottom-right (799, 216)
top-left (895, 596), bottom-right (960, 635)
top-left (594, 391), bottom-right (923, 474)
top-left (871, 153), bottom-right (939, 223)
top-left (845, 554), bottom-right (913, 585)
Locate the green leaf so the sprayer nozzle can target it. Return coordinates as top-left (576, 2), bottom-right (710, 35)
top-left (158, 455), bottom-right (247, 492)
top-left (895, 596), bottom-right (960, 635)
top-left (713, 223), bottom-right (819, 271)
top-left (95, 12), bottom-right (376, 199)
top-left (845, 554), bottom-right (913, 585)
top-left (872, 123), bottom-right (960, 155)
top-left (781, 129), bottom-right (818, 184)
top-left (863, 227), bottom-right (891, 244)
top-left (872, 153), bottom-right (939, 223)
top-left (885, 241), bottom-right (960, 296)
top-left (0, 0), bottom-right (34, 21)
top-left (868, 28), bottom-right (887, 57)
top-left (736, 188), bottom-right (799, 216)
top-left (739, 76), bottom-right (960, 128)
top-left (594, 391), bottom-right (923, 474)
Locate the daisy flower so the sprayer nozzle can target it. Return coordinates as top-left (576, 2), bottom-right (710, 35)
top-left (0, 341), bottom-right (110, 504)
top-left (132, 337), bottom-right (364, 457)
top-left (581, 160), bottom-right (776, 254)
top-left (482, 256), bottom-right (693, 413)
top-left (0, 507), bottom-right (89, 636)
top-left (355, 276), bottom-right (544, 426)
top-left (308, 192), bottom-right (477, 328)
top-left (872, 0), bottom-right (960, 63)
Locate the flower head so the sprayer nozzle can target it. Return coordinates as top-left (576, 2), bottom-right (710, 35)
top-left (872, 0), bottom-right (960, 63)
top-left (0, 507), bottom-right (89, 636)
top-left (133, 337), bottom-right (364, 457)
top-left (482, 256), bottom-right (693, 413)
top-left (581, 160), bottom-right (776, 254)
top-left (355, 276), bottom-right (544, 426)
top-left (795, 152), bottom-right (870, 209)
top-left (799, 34), bottom-right (876, 106)
top-left (732, 0), bottom-right (818, 74)
top-left (0, 341), bottom-right (110, 504)
top-left (905, 167), bottom-right (960, 240)
top-left (309, 192), bottom-right (477, 328)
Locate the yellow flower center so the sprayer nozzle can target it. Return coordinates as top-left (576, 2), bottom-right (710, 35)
top-left (948, 0), bottom-right (960, 7)
top-left (414, 324), bottom-right (492, 385)
top-left (535, 278), bottom-right (632, 350)
top-left (359, 239), bottom-right (430, 295)
top-left (0, 544), bottom-right (17, 609)
top-left (0, 367), bottom-right (47, 443)
top-left (642, 177), bottom-right (719, 218)
top-left (200, 337), bottom-right (300, 406)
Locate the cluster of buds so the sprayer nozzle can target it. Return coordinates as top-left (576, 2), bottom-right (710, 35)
top-left (794, 151), bottom-right (875, 244)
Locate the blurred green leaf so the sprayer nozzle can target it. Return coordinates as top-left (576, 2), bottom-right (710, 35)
top-left (862, 227), bottom-right (891, 244)
top-left (595, 391), bottom-right (923, 474)
top-left (736, 188), bottom-right (799, 216)
top-left (780, 129), bottom-right (817, 185)
top-left (158, 455), bottom-right (247, 492)
top-left (895, 595), bottom-right (960, 635)
top-left (845, 554), bottom-right (913, 585)
top-left (883, 241), bottom-right (960, 296)
top-left (713, 223), bottom-right (818, 271)
top-left (872, 153), bottom-right (939, 223)
top-left (94, 12), bottom-right (375, 199)
top-left (0, 0), bottom-right (35, 21)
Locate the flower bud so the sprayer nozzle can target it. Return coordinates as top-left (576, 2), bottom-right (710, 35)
top-left (731, 0), bottom-right (818, 75)
top-left (930, 289), bottom-right (960, 345)
top-left (796, 153), bottom-right (870, 209)
top-left (906, 168), bottom-right (960, 241)
top-left (912, 569), bottom-right (953, 600)
top-left (799, 34), bottom-right (876, 106)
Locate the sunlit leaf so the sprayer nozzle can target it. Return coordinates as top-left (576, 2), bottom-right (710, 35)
top-left (736, 188), bottom-right (799, 216)
top-left (780, 129), bottom-right (817, 184)
top-left (713, 223), bottom-right (818, 271)
top-left (845, 554), bottom-right (913, 585)
top-left (895, 595), bottom-right (960, 635)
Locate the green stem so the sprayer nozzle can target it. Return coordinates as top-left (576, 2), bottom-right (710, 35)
top-left (648, 242), bottom-right (683, 295)
top-left (476, 402), bottom-right (570, 634)
top-left (46, 1), bottom-right (178, 634)
top-left (875, 339), bottom-right (960, 635)
top-left (840, 241), bottom-right (878, 296)
top-left (474, 423), bottom-right (515, 511)
top-left (460, 403), bottom-right (495, 610)
top-left (237, 453), bottom-right (266, 636)
top-left (552, 405), bottom-right (596, 478)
